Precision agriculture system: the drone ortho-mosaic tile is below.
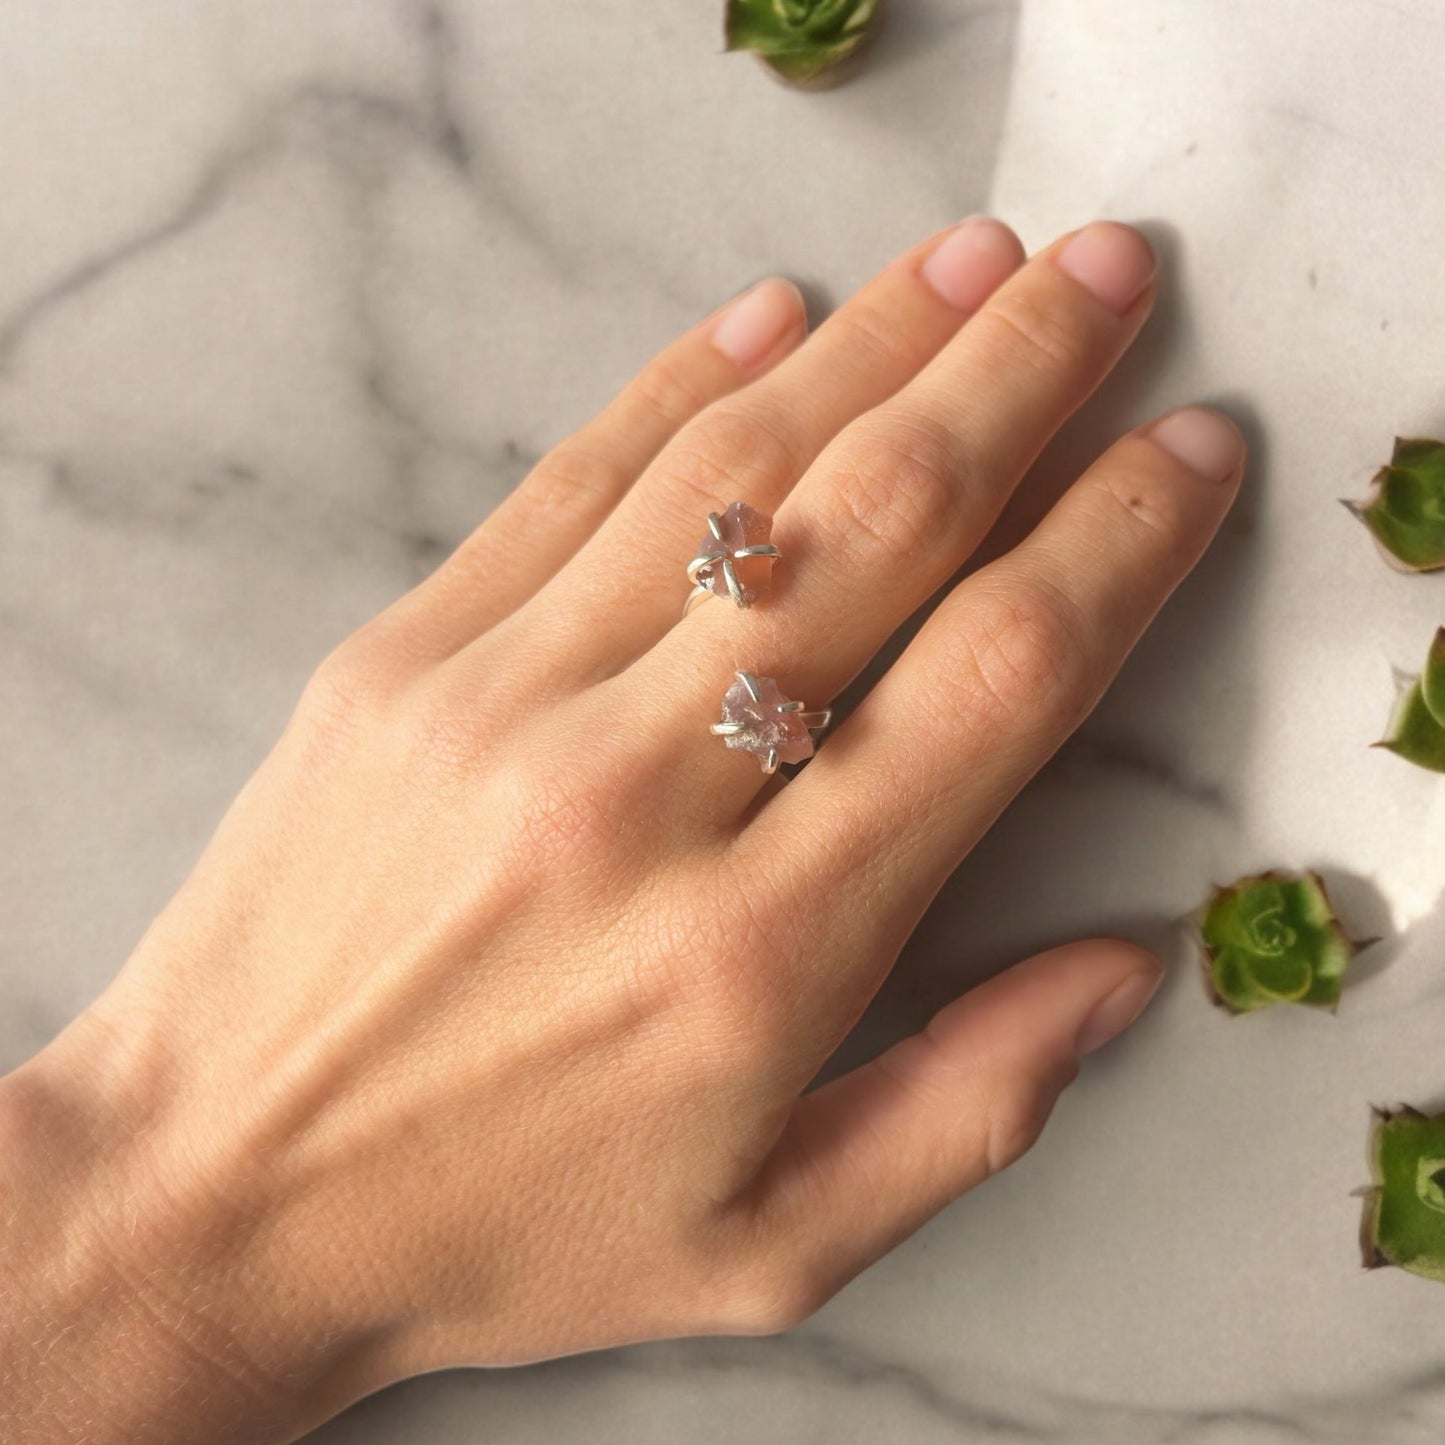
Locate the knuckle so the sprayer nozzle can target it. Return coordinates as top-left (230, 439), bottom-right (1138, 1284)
top-left (630, 348), bottom-right (714, 424)
top-left (876, 1028), bottom-right (953, 1108)
top-left (980, 1061), bottom-right (1076, 1178)
top-left (523, 441), bottom-right (615, 526)
top-left (401, 693), bottom-right (492, 790)
top-left (395, 620), bottom-right (580, 781)
top-left (978, 288), bottom-right (1090, 379)
top-left (382, 668), bottom-right (529, 797)
top-left (825, 300), bottom-right (908, 377)
top-left (479, 730), bottom-right (652, 883)
top-left (825, 413), bottom-right (960, 564)
top-left (661, 402), bottom-right (798, 513)
top-left (956, 581), bottom-right (1089, 725)
top-left (297, 630), bottom-right (408, 735)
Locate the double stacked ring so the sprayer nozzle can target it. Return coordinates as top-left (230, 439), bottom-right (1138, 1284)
top-left (687, 503), bottom-right (831, 775)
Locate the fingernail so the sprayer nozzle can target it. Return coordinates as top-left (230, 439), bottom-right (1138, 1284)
top-left (1055, 222), bottom-right (1156, 315)
top-left (1148, 406), bottom-right (1246, 483)
top-left (919, 216), bottom-right (1022, 312)
top-left (1075, 969), bottom-right (1163, 1057)
top-left (711, 277), bottom-right (804, 368)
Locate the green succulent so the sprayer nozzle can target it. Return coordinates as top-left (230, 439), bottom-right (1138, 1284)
top-left (1196, 871), bottom-right (1356, 1013)
top-left (1377, 627), bottom-right (1445, 773)
top-left (1347, 436), bottom-right (1445, 571)
top-left (1361, 1107), bottom-right (1445, 1283)
top-left (725, 0), bottom-right (881, 85)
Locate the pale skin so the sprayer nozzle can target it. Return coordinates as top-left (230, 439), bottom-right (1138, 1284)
top-left (0, 217), bottom-right (1244, 1443)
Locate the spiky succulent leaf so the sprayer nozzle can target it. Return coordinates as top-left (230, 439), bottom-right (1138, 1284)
top-left (1422, 627), bottom-right (1445, 727)
top-left (1197, 871), bottom-right (1355, 1013)
top-left (725, 0), bottom-right (880, 83)
top-left (1362, 1107), bottom-right (1445, 1283)
top-left (1349, 437), bottom-right (1445, 572)
top-left (1378, 638), bottom-right (1445, 772)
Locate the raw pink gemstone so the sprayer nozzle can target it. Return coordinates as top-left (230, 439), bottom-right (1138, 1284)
top-left (695, 501), bottom-right (775, 605)
top-left (719, 675), bottom-right (816, 766)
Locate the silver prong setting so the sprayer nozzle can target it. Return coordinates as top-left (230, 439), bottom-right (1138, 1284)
top-left (722, 557), bottom-right (745, 608)
top-left (686, 548), bottom-right (726, 586)
top-left (713, 672), bottom-right (831, 775)
top-left (683, 502), bottom-right (781, 614)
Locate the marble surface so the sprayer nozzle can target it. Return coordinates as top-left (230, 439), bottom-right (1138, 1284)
top-left (4, 1), bottom-right (1445, 1439)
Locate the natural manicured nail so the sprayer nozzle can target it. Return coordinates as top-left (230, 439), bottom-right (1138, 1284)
top-left (1149, 406), bottom-right (1246, 483)
top-left (1075, 968), bottom-right (1163, 1057)
top-left (1055, 221), bottom-right (1156, 315)
top-left (919, 216), bottom-right (1023, 311)
top-left (711, 277), bottom-right (805, 368)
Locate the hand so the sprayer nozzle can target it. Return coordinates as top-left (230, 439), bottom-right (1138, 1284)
top-left (0, 217), bottom-right (1243, 1443)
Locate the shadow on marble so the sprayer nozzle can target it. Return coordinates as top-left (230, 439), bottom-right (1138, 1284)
top-left (1315, 865), bottom-right (1402, 996)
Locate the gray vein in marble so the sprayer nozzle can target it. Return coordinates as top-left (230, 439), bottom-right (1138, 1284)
top-left (526, 1333), bottom-right (1051, 1440)
top-left (0, 446), bottom-right (405, 565)
top-left (428, 1332), bottom-right (1445, 1445)
top-left (0, 67), bottom-right (519, 559)
top-left (414, 0), bottom-right (473, 172)
top-left (45, 452), bottom-right (257, 533)
top-left (0, 588), bottom-right (226, 742)
top-left (0, 141), bottom-right (261, 375)
top-left (0, 4), bottom-right (554, 578)
top-left (621, 1337), bottom-right (1445, 1443)
top-left (0, 1), bottom-right (534, 380)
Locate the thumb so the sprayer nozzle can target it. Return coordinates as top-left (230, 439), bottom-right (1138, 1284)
top-left (745, 939), bottom-right (1163, 1312)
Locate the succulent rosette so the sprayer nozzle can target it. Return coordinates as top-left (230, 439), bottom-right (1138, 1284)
top-left (725, 0), bottom-right (882, 86)
top-left (1378, 626), bottom-right (1445, 773)
top-left (1347, 436), bottom-right (1445, 571)
top-left (1361, 1107), bottom-right (1445, 1283)
top-left (1195, 871), bottom-right (1356, 1013)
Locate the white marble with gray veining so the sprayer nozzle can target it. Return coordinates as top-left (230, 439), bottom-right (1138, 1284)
top-left (5, 1), bottom-right (1445, 1440)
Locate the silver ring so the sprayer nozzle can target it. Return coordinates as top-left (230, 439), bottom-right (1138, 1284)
top-left (710, 670), bottom-right (832, 774)
top-left (685, 502), bottom-right (781, 615)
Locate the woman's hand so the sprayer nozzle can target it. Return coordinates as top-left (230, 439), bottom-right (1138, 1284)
top-left (0, 218), bottom-right (1243, 1444)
